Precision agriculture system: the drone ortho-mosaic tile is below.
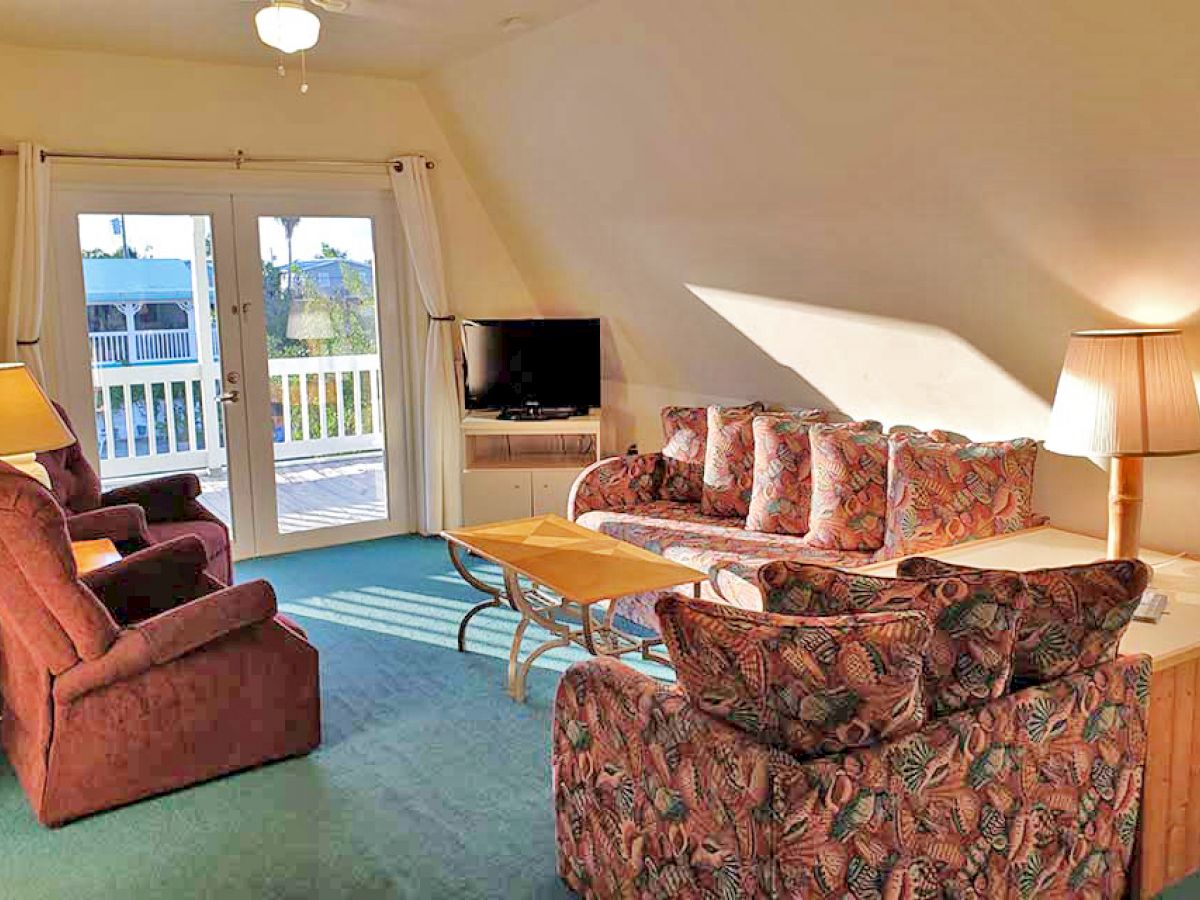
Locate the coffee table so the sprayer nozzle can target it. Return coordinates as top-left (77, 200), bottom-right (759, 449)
top-left (441, 514), bottom-right (707, 701)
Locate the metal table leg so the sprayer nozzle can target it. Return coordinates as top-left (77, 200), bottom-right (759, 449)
top-left (504, 567), bottom-right (574, 703)
top-left (448, 541), bottom-right (505, 652)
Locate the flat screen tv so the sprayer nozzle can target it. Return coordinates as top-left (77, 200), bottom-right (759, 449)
top-left (462, 318), bottom-right (601, 416)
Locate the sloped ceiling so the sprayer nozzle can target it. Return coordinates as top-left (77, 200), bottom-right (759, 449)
top-left (421, 0), bottom-right (1200, 552)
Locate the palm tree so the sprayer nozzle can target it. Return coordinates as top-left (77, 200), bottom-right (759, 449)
top-left (277, 216), bottom-right (301, 302)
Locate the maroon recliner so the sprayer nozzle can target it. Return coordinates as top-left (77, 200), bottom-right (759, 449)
top-left (0, 462), bottom-right (320, 826)
top-left (36, 402), bottom-right (232, 584)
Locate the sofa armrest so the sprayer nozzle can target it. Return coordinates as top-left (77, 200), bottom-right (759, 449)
top-left (82, 535), bottom-right (210, 625)
top-left (66, 504), bottom-right (152, 548)
top-left (101, 473), bottom-right (208, 523)
top-left (554, 657), bottom-right (785, 896)
top-left (54, 580), bottom-right (278, 703)
top-left (554, 653), bottom-right (1151, 898)
top-left (567, 453), bottom-right (664, 521)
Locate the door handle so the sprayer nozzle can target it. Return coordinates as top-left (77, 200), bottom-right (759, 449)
top-left (217, 390), bottom-right (240, 404)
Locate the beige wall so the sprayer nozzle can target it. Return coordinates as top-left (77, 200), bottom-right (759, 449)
top-left (422, 0), bottom-right (1200, 554)
top-left (0, 42), bottom-right (532, 380)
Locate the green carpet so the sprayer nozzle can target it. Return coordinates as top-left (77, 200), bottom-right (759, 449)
top-left (0, 534), bottom-right (670, 899)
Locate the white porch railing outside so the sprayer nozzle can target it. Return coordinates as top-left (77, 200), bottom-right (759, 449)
top-left (135, 329), bottom-right (194, 363)
top-left (90, 326), bottom-right (216, 366)
top-left (90, 333), bottom-right (129, 365)
top-left (94, 354), bottom-right (384, 480)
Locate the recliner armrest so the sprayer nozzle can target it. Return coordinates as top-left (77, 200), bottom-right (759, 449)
top-left (53, 579), bottom-right (278, 703)
top-left (82, 535), bottom-right (210, 624)
top-left (66, 504), bottom-right (152, 548)
top-left (101, 473), bottom-right (204, 523)
top-left (135, 578), bottom-right (277, 665)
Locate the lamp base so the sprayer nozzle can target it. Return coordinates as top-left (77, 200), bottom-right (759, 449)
top-left (0, 452), bottom-right (52, 489)
top-left (1107, 456), bottom-right (1144, 560)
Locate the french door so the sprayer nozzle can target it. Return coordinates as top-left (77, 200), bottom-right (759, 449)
top-left (54, 187), bottom-right (411, 560)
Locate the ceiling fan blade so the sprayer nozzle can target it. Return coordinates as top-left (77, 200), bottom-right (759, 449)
top-left (310, 0), bottom-right (350, 12)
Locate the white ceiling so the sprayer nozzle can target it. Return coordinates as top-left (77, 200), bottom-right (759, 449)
top-left (0, 0), bottom-right (594, 78)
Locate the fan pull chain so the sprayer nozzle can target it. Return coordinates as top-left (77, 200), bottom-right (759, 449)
top-left (300, 49), bottom-right (309, 94)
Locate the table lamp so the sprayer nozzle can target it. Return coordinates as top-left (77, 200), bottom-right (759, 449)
top-left (0, 363), bottom-right (73, 489)
top-left (1045, 328), bottom-right (1200, 559)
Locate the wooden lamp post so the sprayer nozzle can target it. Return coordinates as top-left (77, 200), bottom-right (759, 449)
top-left (1045, 329), bottom-right (1200, 559)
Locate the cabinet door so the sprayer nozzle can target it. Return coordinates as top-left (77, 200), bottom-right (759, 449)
top-left (462, 470), bottom-right (533, 526)
top-left (532, 469), bottom-right (583, 517)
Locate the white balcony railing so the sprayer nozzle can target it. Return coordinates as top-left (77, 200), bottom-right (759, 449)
top-left (136, 329), bottom-right (193, 363)
top-left (90, 332), bottom-right (129, 365)
top-left (94, 354), bottom-right (383, 479)
top-left (90, 327), bottom-right (214, 366)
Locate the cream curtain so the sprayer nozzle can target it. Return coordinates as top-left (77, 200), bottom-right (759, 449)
top-left (389, 156), bottom-right (462, 533)
top-left (3, 142), bottom-right (50, 383)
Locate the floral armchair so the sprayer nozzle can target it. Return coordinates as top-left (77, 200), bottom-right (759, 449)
top-left (553, 653), bottom-right (1149, 898)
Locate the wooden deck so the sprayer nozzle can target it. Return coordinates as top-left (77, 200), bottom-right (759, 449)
top-left (103, 452), bottom-right (387, 535)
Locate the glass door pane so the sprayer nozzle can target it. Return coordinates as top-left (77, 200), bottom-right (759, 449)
top-left (255, 215), bottom-right (388, 534)
top-left (75, 213), bottom-right (236, 536)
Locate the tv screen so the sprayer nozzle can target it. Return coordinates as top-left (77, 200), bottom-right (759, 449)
top-left (462, 318), bottom-right (601, 412)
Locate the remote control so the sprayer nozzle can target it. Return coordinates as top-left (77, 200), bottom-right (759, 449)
top-left (1133, 589), bottom-right (1168, 624)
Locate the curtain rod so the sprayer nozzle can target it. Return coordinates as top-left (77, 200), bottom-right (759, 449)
top-left (0, 148), bottom-right (435, 170)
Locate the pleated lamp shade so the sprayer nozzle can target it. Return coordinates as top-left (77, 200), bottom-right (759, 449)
top-left (0, 363), bottom-right (72, 456)
top-left (1046, 329), bottom-right (1200, 458)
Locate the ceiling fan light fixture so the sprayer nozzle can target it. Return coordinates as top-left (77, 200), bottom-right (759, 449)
top-left (255, 1), bottom-right (321, 54)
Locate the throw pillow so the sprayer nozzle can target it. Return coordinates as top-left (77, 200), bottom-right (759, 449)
top-left (805, 422), bottom-right (888, 551)
top-left (886, 425), bottom-right (967, 443)
top-left (661, 403), bottom-right (762, 502)
top-left (656, 594), bottom-right (930, 758)
top-left (897, 557), bottom-right (1151, 685)
top-left (745, 411), bottom-right (829, 534)
top-left (882, 434), bottom-right (1039, 558)
top-left (757, 561), bottom-right (1027, 717)
top-left (701, 406), bottom-right (812, 517)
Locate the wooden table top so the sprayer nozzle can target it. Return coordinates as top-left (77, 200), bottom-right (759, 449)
top-left (442, 514), bottom-right (707, 605)
top-left (857, 525), bottom-right (1200, 672)
top-left (71, 539), bottom-right (122, 574)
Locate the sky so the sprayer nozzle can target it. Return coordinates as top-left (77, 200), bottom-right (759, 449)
top-left (77, 213), bottom-right (377, 266)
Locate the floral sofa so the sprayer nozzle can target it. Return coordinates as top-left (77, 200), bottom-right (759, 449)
top-left (553, 557), bottom-right (1153, 899)
top-left (568, 421), bottom-right (1042, 630)
top-left (554, 652), bottom-right (1149, 899)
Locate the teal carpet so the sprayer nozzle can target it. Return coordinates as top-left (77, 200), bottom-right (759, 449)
top-left (0, 534), bottom-right (669, 899)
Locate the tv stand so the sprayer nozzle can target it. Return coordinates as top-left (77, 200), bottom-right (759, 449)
top-left (460, 409), bottom-right (602, 526)
top-left (497, 405), bottom-right (581, 422)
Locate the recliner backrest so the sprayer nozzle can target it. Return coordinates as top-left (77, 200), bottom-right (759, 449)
top-left (0, 463), bottom-right (119, 672)
top-left (34, 401), bottom-right (102, 515)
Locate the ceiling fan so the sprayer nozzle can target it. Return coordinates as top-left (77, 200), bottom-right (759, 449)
top-left (249, 0), bottom-right (363, 93)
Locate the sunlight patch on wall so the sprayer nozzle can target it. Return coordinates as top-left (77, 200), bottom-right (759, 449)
top-left (1101, 276), bottom-right (1200, 326)
top-left (686, 284), bottom-right (1050, 439)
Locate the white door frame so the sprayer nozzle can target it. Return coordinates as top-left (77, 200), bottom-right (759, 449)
top-left (232, 190), bottom-right (411, 557)
top-left (52, 185), bottom-right (414, 561)
top-left (52, 188), bottom-right (258, 562)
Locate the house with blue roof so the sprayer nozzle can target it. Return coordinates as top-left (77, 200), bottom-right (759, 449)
top-left (84, 257), bottom-right (216, 366)
top-left (84, 256), bottom-right (373, 366)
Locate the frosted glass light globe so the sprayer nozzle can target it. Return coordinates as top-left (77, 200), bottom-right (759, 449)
top-left (255, 2), bottom-right (321, 54)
